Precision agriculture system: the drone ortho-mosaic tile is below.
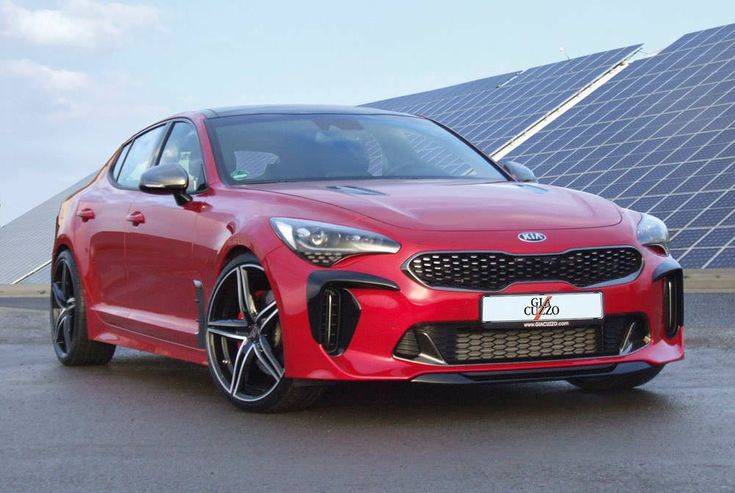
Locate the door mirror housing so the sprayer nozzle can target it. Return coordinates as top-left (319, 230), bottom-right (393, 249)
top-left (139, 164), bottom-right (192, 205)
top-left (499, 160), bottom-right (538, 183)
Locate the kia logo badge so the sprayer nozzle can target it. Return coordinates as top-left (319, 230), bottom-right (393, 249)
top-left (518, 232), bottom-right (547, 242)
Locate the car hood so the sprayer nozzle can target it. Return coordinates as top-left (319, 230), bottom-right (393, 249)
top-left (258, 180), bottom-right (623, 232)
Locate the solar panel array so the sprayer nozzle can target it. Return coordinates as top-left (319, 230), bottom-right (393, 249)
top-left (508, 23), bottom-right (735, 268)
top-left (368, 45), bottom-right (641, 154)
top-left (0, 174), bottom-right (95, 284)
top-left (4, 25), bottom-right (734, 284)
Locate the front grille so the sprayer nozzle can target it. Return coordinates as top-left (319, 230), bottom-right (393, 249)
top-left (394, 315), bottom-right (648, 364)
top-left (405, 247), bottom-right (642, 291)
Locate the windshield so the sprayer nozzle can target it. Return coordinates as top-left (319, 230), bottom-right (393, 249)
top-left (205, 113), bottom-right (508, 184)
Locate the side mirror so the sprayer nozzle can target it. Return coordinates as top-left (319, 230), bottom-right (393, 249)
top-left (499, 160), bottom-right (537, 183)
top-left (139, 164), bottom-right (192, 205)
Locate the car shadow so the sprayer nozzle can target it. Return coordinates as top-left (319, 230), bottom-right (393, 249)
top-left (310, 379), bottom-right (674, 422)
top-left (69, 349), bottom-right (677, 426)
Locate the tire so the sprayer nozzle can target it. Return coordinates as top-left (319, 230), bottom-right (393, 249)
top-left (567, 365), bottom-right (663, 391)
top-left (50, 249), bottom-right (116, 366)
top-left (205, 253), bottom-right (323, 412)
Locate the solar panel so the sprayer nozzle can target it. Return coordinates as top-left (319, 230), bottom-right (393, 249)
top-left (0, 174), bottom-right (96, 284)
top-left (367, 46), bottom-right (642, 155)
top-left (508, 23), bottom-right (735, 268)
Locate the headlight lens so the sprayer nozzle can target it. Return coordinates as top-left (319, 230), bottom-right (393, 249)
top-left (270, 218), bottom-right (401, 266)
top-left (636, 213), bottom-right (670, 255)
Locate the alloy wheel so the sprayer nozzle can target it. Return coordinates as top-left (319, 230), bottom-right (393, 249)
top-left (206, 263), bottom-right (285, 403)
top-left (51, 258), bottom-right (76, 357)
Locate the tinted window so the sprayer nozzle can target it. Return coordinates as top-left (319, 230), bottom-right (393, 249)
top-left (112, 142), bottom-right (132, 180)
top-left (158, 122), bottom-right (206, 193)
top-left (206, 114), bottom-right (507, 184)
top-left (117, 125), bottom-right (166, 189)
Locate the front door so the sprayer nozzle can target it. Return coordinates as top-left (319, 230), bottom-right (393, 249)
top-left (123, 121), bottom-right (208, 346)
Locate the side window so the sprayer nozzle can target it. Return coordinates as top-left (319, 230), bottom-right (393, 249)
top-left (116, 125), bottom-right (166, 189)
top-left (158, 122), bottom-right (206, 193)
top-left (111, 142), bottom-right (132, 180)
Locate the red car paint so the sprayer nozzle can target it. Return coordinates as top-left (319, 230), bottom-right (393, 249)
top-left (53, 108), bottom-right (684, 381)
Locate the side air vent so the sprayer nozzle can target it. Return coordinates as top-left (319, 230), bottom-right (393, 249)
top-left (662, 270), bottom-right (684, 337)
top-left (313, 287), bottom-right (361, 355)
top-left (320, 288), bottom-right (342, 353)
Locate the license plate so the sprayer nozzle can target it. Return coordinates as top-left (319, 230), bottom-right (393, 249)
top-left (481, 292), bottom-right (603, 326)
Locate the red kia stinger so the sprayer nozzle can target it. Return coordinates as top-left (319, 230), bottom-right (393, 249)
top-left (51, 105), bottom-right (684, 411)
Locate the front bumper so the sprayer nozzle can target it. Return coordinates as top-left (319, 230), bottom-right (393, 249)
top-left (263, 235), bottom-right (685, 381)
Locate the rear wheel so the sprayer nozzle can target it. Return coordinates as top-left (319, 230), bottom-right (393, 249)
top-left (567, 365), bottom-right (663, 391)
top-left (50, 250), bottom-right (116, 366)
top-left (205, 254), bottom-right (323, 412)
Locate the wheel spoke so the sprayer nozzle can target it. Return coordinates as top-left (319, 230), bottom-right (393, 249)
top-left (209, 319), bottom-right (248, 330)
top-left (62, 314), bottom-right (73, 350)
top-left (256, 335), bottom-right (284, 380)
top-left (51, 282), bottom-right (66, 308)
top-left (208, 326), bottom-right (248, 341)
top-left (61, 264), bottom-right (70, 298)
top-left (254, 301), bottom-right (278, 332)
top-left (53, 308), bottom-right (68, 343)
top-left (236, 267), bottom-right (258, 323)
top-left (230, 340), bottom-right (255, 395)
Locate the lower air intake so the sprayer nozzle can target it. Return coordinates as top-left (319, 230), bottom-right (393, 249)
top-left (394, 315), bottom-right (648, 364)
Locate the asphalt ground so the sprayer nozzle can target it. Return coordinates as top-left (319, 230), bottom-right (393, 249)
top-left (0, 294), bottom-right (733, 492)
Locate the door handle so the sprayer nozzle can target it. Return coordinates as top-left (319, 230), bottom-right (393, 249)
top-left (77, 208), bottom-right (95, 222)
top-left (126, 211), bottom-right (146, 226)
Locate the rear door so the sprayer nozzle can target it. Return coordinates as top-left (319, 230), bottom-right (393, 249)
top-left (123, 121), bottom-right (207, 346)
top-left (77, 124), bottom-right (167, 327)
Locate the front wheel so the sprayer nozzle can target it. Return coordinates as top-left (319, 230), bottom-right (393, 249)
top-left (205, 254), bottom-right (323, 412)
top-left (567, 365), bottom-right (663, 391)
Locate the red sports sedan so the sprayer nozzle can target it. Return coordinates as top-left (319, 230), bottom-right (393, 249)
top-left (51, 105), bottom-right (684, 412)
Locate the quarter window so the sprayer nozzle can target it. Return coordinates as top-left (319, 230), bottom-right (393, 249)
top-left (158, 122), bottom-right (206, 193)
top-left (116, 125), bottom-right (166, 189)
top-left (112, 142), bottom-right (132, 180)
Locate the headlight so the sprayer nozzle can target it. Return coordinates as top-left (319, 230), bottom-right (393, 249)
top-left (270, 218), bottom-right (401, 266)
top-left (636, 213), bottom-right (670, 255)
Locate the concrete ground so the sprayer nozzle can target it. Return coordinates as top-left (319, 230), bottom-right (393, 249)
top-left (0, 294), bottom-right (733, 492)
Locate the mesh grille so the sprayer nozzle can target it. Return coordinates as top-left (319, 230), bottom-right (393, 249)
top-left (394, 315), bottom-right (647, 364)
top-left (425, 325), bottom-right (600, 363)
top-left (406, 248), bottom-right (642, 291)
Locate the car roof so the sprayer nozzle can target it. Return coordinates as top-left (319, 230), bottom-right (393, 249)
top-left (196, 104), bottom-right (415, 119)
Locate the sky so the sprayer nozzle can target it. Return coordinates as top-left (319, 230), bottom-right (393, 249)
top-left (0, 0), bottom-right (733, 225)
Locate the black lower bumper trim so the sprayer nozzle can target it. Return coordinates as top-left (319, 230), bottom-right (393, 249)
top-left (411, 361), bottom-right (654, 384)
